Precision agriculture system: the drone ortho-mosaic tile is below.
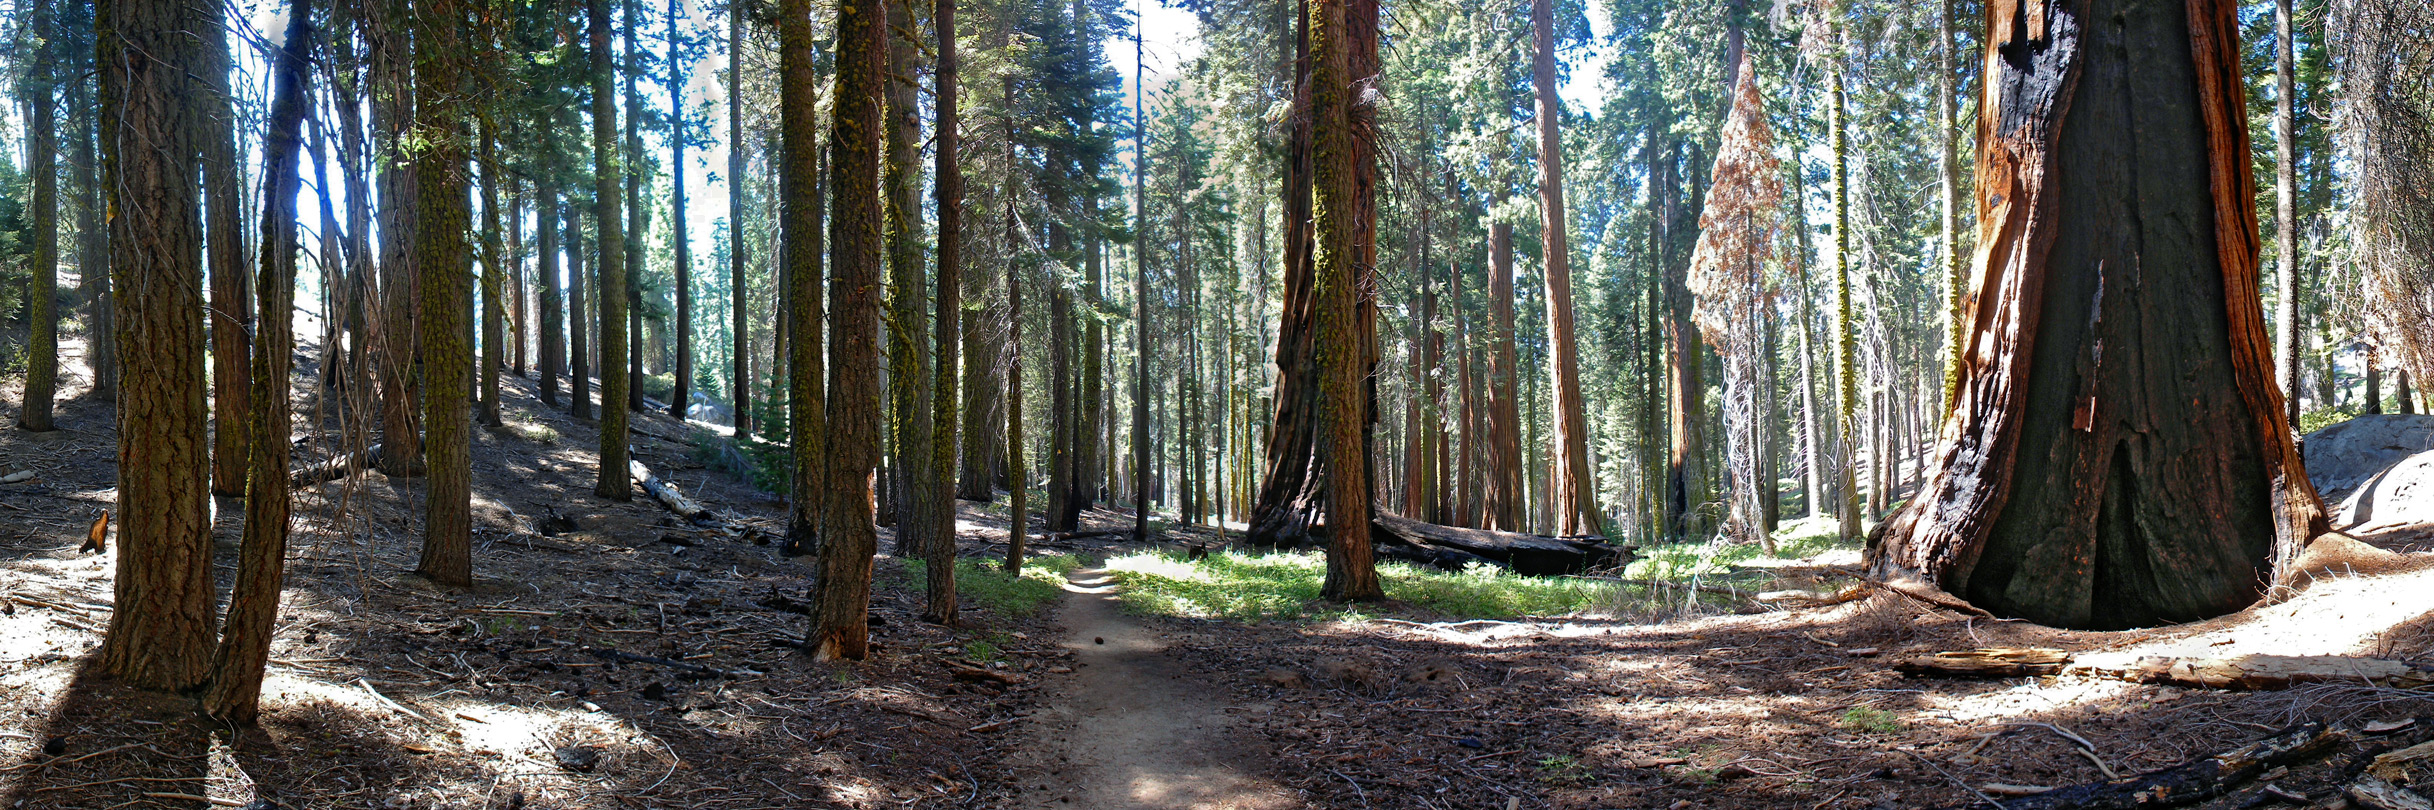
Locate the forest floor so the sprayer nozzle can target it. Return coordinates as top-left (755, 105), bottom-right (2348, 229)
top-left (0, 329), bottom-right (2429, 810)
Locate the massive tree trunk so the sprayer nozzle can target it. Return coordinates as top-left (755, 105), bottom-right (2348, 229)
top-left (928, 0), bottom-right (965, 624)
top-left (1659, 138), bottom-right (1706, 542)
top-left (1867, 0), bottom-right (2329, 630)
top-left (1311, 0), bottom-right (1379, 600)
top-left (592, 0), bottom-right (632, 500)
top-left (204, 0), bottom-right (312, 724)
top-left (813, 0), bottom-right (886, 661)
top-left (1532, 0), bottom-right (1602, 538)
top-left (417, 0), bottom-right (475, 585)
top-left (19, 0), bottom-right (58, 433)
top-left (98, 0), bottom-right (216, 692)
top-left (202, 0), bottom-right (252, 496)
top-left (780, 0), bottom-right (827, 557)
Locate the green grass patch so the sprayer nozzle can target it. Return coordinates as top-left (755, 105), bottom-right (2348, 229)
top-left (1621, 515), bottom-right (1858, 588)
top-left (1102, 549), bottom-right (1628, 621)
top-left (905, 553), bottom-right (1084, 619)
top-left (1838, 706), bottom-right (1903, 734)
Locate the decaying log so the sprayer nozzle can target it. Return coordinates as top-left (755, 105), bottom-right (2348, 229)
top-left (2064, 653), bottom-right (2434, 691)
top-left (1971, 722), bottom-right (2354, 809)
top-left (629, 460), bottom-right (717, 525)
top-left (1895, 648), bottom-right (2071, 678)
top-left (291, 443), bottom-right (383, 486)
top-left (1369, 513), bottom-right (1627, 575)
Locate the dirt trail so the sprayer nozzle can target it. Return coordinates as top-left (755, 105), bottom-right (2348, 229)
top-left (1008, 568), bottom-right (1301, 810)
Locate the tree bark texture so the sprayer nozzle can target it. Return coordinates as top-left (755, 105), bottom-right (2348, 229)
top-left (1311, 0), bottom-right (1379, 601)
top-left (1867, 0), bottom-right (2328, 630)
top-left (781, 0), bottom-right (828, 557)
top-left (480, 126), bottom-right (505, 427)
top-left (417, 0), bottom-right (476, 586)
top-left (98, 0), bottom-right (216, 692)
top-left (670, 0), bottom-right (692, 419)
top-left (728, 4), bottom-right (752, 438)
top-left (540, 183), bottom-right (564, 405)
top-left (371, 0), bottom-right (421, 474)
top-left (19, 0), bottom-right (58, 433)
top-left (592, 0), bottom-right (632, 500)
top-left (813, 0), bottom-right (887, 661)
top-left (927, 0), bottom-right (965, 625)
top-left (202, 0), bottom-right (252, 496)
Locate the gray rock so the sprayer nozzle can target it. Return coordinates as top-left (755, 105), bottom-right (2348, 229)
top-left (2304, 414), bottom-right (2434, 502)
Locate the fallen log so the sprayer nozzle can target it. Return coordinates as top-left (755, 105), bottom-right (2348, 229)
top-left (1935, 717), bottom-right (2434, 810)
top-left (1894, 648), bottom-right (2071, 678)
top-left (629, 460), bottom-right (718, 526)
top-left (1369, 513), bottom-right (1629, 575)
top-left (291, 443), bottom-right (383, 487)
top-left (2064, 653), bottom-right (2434, 691)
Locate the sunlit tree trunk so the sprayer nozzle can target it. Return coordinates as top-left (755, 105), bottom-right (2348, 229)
top-left (2272, 0), bottom-right (2300, 429)
top-left (885, 0), bottom-right (934, 552)
top-left (371, 0), bottom-right (422, 474)
top-left (1532, 0), bottom-right (1601, 538)
top-left (98, 0), bottom-right (216, 692)
top-left (1311, 0), bottom-right (1378, 600)
top-left (1870, 0), bottom-right (2328, 629)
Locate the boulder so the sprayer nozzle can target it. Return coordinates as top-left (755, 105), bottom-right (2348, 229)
top-left (2304, 414), bottom-right (2434, 530)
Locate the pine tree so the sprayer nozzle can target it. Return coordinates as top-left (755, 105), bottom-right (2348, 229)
top-left (592, 0), bottom-right (633, 500)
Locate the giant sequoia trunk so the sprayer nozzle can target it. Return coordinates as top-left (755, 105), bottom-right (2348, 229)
top-left (1248, 0), bottom-right (1379, 554)
top-left (1867, 0), bottom-right (2327, 630)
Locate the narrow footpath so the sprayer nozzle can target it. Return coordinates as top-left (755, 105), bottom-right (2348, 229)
top-left (1005, 568), bottom-right (1302, 809)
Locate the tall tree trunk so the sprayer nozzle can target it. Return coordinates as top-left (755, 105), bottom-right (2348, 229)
top-left (593, 0), bottom-right (632, 499)
top-left (418, 0), bottom-right (475, 585)
top-left (1830, 63), bottom-right (1860, 543)
top-left (480, 125), bottom-right (505, 427)
top-left (98, 0), bottom-right (216, 691)
top-left (729, 4), bottom-right (753, 437)
top-left (2366, 347), bottom-right (2384, 414)
top-left (204, 0), bottom-right (312, 724)
top-left (624, 0), bottom-right (648, 414)
top-left (1659, 140), bottom-right (1705, 542)
top-left (1940, 0), bottom-right (1964, 402)
top-left (2272, 0), bottom-right (2300, 429)
top-left (73, 33), bottom-right (113, 404)
top-left (202, 0), bottom-right (252, 496)
top-left (1047, 229), bottom-right (1074, 530)
top-left (512, 178), bottom-right (528, 378)
top-left (19, 0), bottom-right (58, 433)
top-left (780, 0), bottom-right (828, 559)
top-left (1484, 215), bottom-right (1524, 531)
top-left (540, 183), bottom-right (564, 405)
top-left (1533, 0), bottom-right (1600, 537)
top-left (1131, 9), bottom-right (1151, 541)
top-left (670, 0), bottom-right (692, 418)
top-left (571, 200), bottom-right (592, 419)
top-left (1311, 0), bottom-right (1378, 600)
top-left (813, 0), bottom-right (886, 661)
top-left (372, 0), bottom-right (421, 475)
top-left (1869, 0), bottom-right (2328, 630)
top-left (1006, 189), bottom-right (1028, 571)
top-left (927, 0), bottom-right (964, 624)
top-left (885, 0), bottom-right (934, 552)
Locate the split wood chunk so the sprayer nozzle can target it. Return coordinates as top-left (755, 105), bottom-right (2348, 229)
top-left (1894, 648), bottom-right (2071, 678)
top-left (2350, 774), bottom-right (2434, 810)
top-left (2065, 653), bottom-right (2434, 691)
top-left (1964, 722), bottom-right (2354, 810)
